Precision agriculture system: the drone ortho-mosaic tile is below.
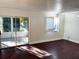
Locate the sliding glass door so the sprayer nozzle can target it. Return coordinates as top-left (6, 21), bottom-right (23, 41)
top-left (0, 17), bottom-right (29, 48)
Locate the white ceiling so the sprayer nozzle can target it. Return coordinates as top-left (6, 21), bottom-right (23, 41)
top-left (0, 0), bottom-right (47, 11)
top-left (0, 0), bottom-right (79, 12)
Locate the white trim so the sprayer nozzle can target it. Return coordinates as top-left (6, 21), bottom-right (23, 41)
top-left (11, 17), bottom-right (13, 32)
top-left (30, 38), bottom-right (79, 44)
top-left (29, 38), bottom-right (62, 44)
top-left (65, 39), bottom-right (79, 44)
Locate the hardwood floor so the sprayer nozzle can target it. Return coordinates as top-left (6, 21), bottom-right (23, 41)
top-left (0, 39), bottom-right (79, 59)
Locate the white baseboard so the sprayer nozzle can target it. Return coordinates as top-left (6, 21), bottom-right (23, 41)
top-left (29, 38), bottom-right (79, 44)
top-left (29, 38), bottom-right (62, 44)
top-left (65, 39), bottom-right (79, 44)
top-left (69, 40), bottom-right (79, 44)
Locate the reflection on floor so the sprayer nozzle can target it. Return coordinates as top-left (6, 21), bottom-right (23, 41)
top-left (1, 39), bottom-right (79, 59)
top-left (17, 46), bottom-right (51, 58)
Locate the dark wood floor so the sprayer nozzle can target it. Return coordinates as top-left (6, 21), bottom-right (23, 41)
top-left (0, 39), bottom-right (79, 59)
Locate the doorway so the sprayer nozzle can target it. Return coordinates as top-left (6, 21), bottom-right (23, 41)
top-left (0, 17), bottom-right (29, 48)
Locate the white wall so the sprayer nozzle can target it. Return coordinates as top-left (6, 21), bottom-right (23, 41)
top-left (0, 0), bottom-right (65, 44)
top-left (0, 8), bottom-right (65, 44)
top-left (30, 13), bottom-right (65, 44)
top-left (64, 13), bottom-right (79, 43)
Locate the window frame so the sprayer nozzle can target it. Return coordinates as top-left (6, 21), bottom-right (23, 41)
top-left (45, 16), bottom-right (59, 32)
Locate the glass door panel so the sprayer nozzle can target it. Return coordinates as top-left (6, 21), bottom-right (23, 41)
top-left (1, 17), bottom-right (16, 48)
top-left (13, 17), bottom-right (29, 46)
top-left (0, 17), bottom-right (29, 49)
top-left (3, 17), bottom-right (11, 32)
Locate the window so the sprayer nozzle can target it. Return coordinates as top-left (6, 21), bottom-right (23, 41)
top-left (13, 18), bottom-right (20, 31)
top-left (20, 17), bottom-right (29, 32)
top-left (0, 17), bottom-right (29, 32)
top-left (46, 16), bottom-right (59, 32)
top-left (3, 17), bottom-right (11, 32)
